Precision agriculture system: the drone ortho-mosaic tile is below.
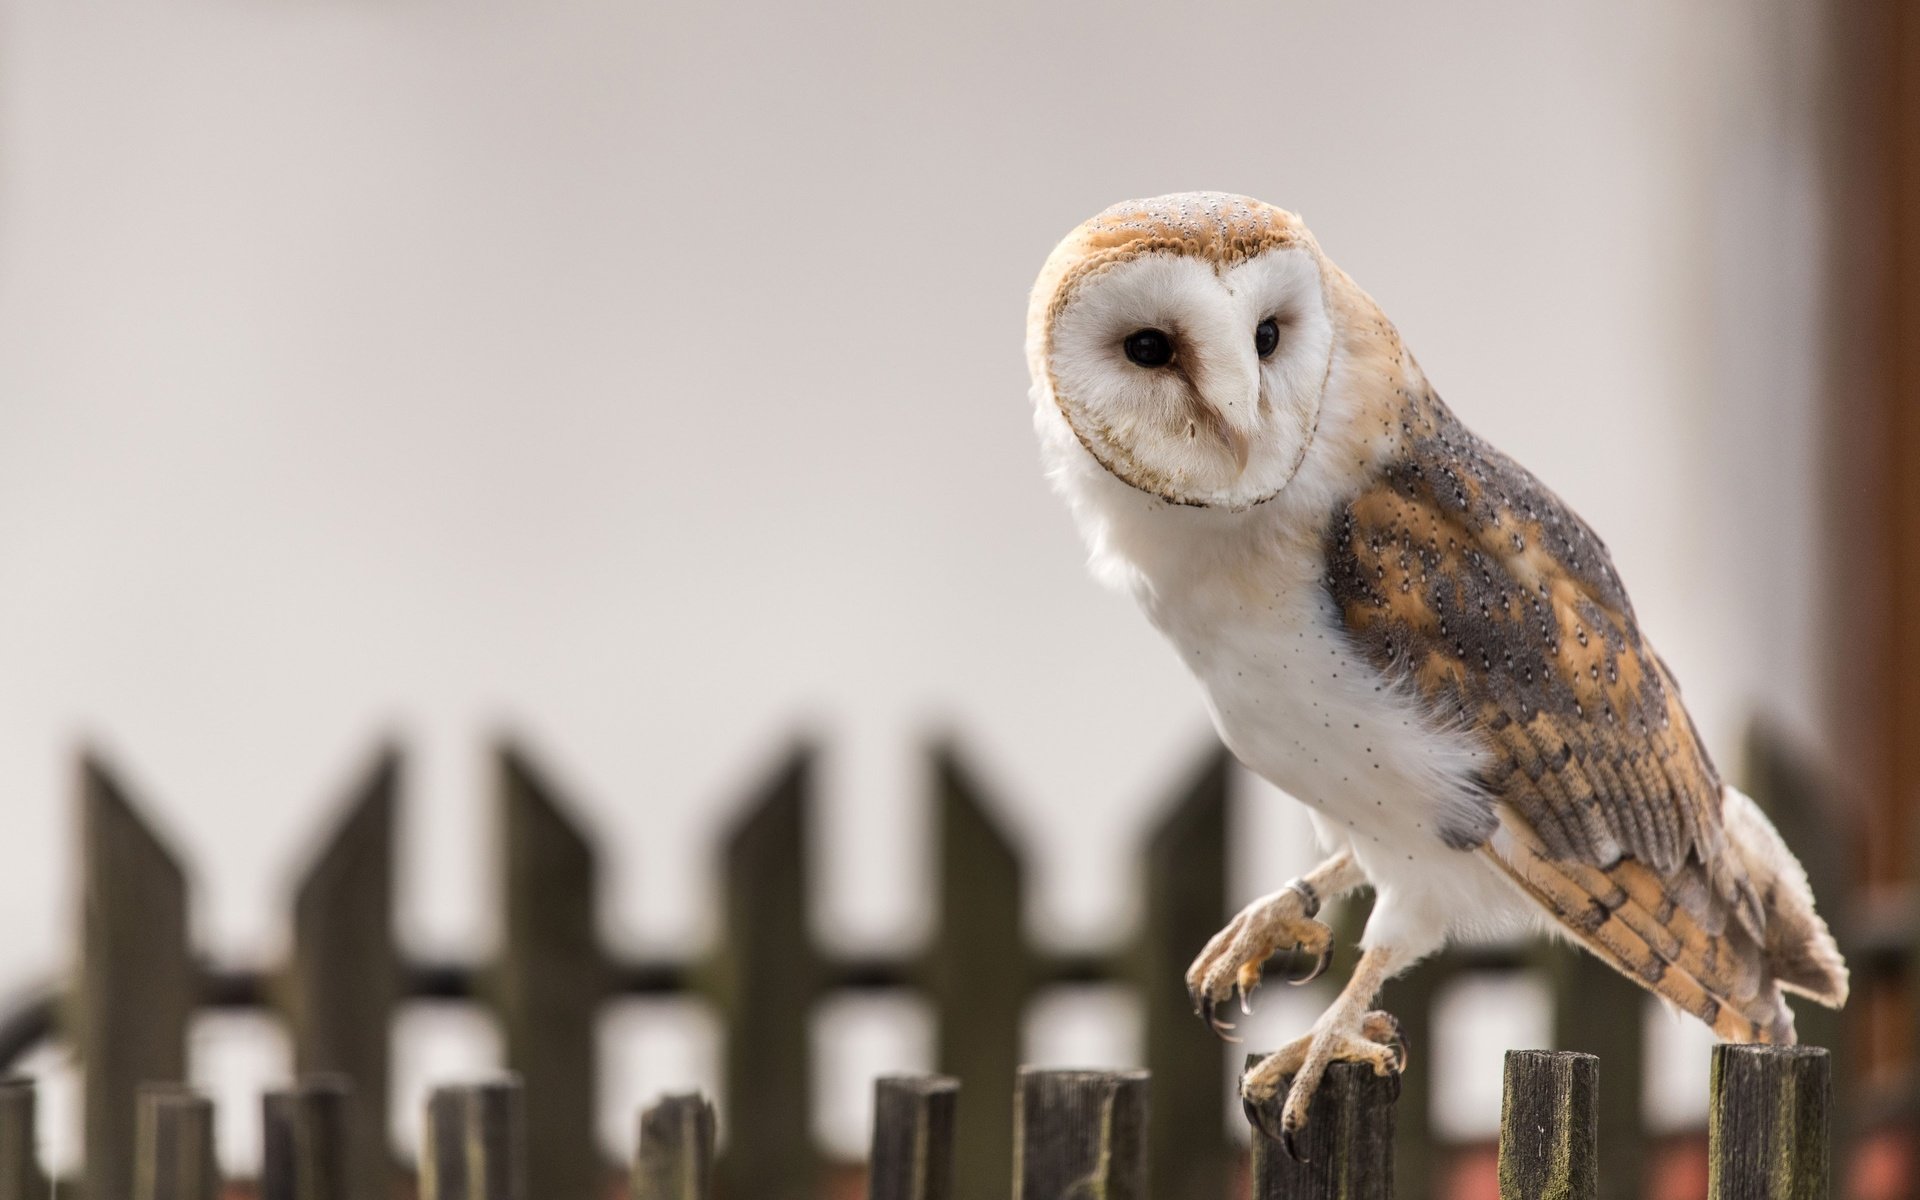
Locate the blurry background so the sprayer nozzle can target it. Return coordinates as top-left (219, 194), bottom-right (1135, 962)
top-left (0, 0), bottom-right (1908, 1193)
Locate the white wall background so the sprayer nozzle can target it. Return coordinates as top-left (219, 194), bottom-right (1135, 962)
top-left (0, 0), bottom-right (1842, 1172)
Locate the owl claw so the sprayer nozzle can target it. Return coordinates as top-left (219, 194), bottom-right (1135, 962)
top-left (1279, 1123), bottom-right (1307, 1163)
top-left (1197, 994), bottom-right (1240, 1041)
top-left (1186, 886), bottom-right (1335, 1040)
top-left (1285, 940), bottom-right (1334, 986)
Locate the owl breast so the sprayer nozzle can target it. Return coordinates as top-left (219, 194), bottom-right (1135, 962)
top-left (1128, 525), bottom-right (1537, 939)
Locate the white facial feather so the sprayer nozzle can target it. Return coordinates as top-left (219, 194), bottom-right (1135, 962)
top-left (1043, 247), bottom-right (1333, 511)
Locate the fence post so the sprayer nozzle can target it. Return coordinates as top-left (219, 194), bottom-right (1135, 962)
top-left (1137, 748), bottom-right (1231, 1200)
top-left (496, 744), bottom-right (607, 1200)
top-left (869, 1075), bottom-right (958, 1200)
top-left (1378, 946), bottom-right (1442, 1199)
top-left (716, 747), bottom-right (820, 1200)
top-left (0, 1078), bottom-right (45, 1200)
top-left (1707, 1045), bottom-right (1829, 1200)
top-left (75, 753), bottom-right (195, 1200)
top-left (929, 745), bottom-right (1029, 1200)
top-left (261, 1076), bottom-right (352, 1200)
top-left (1547, 944), bottom-right (1643, 1200)
top-left (1246, 1058), bottom-right (1395, 1200)
top-left (1499, 1050), bottom-right (1598, 1200)
top-left (284, 749), bottom-right (398, 1200)
top-left (1012, 1068), bottom-right (1148, 1200)
top-left (632, 1093), bottom-right (714, 1200)
top-left (134, 1086), bottom-right (219, 1200)
top-left (422, 1078), bottom-right (527, 1200)
top-left (1745, 725), bottom-right (1851, 1138)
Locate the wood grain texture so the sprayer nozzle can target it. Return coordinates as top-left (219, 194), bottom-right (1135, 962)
top-left (1248, 1059), bottom-right (1395, 1200)
top-left (1707, 1045), bottom-right (1828, 1200)
top-left (632, 1093), bottom-right (714, 1200)
top-left (1012, 1069), bottom-right (1148, 1200)
top-left (1498, 1050), bottom-right (1597, 1200)
top-left (868, 1075), bottom-right (958, 1200)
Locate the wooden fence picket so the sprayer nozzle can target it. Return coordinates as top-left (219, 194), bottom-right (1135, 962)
top-left (1498, 1049), bottom-right (1598, 1200)
top-left (133, 1085), bottom-right (219, 1200)
top-left (77, 754), bottom-right (194, 1200)
top-left (0, 1078), bottom-right (44, 1200)
top-left (1011, 1068), bottom-right (1148, 1200)
top-left (868, 1075), bottom-right (958, 1200)
top-left (422, 1078), bottom-right (527, 1200)
top-left (284, 749), bottom-right (399, 1200)
top-left (497, 744), bottom-right (608, 1200)
top-left (261, 1076), bottom-right (352, 1200)
top-left (1246, 1058), bottom-right (1395, 1200)
top-left (631, 1093), bottom-right (715, 1200)
top-left (717, 747), bottom-right (820, 1200)
top-left (1137, 749), bottom-right (1231, 1200)
top-left (929, 746), bottom-right (1028, 1200)
top-left (1708, 1045), bottom-right (1829, 1200)
top-left (1547, 946), bottom-right (1644, 1200)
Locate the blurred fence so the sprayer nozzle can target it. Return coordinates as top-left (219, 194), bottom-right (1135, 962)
top-left (0, 726), bottom-right (1873, 1200)
top-left (0, 1045), bottom-right (1835, 1199)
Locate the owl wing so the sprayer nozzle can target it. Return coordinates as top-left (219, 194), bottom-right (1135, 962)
top-left (1324, 396), bottom-right (1796, 1042)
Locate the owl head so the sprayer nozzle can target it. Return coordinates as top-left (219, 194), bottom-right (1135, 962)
top-left (1027, 193), bottom-right (1345, 511)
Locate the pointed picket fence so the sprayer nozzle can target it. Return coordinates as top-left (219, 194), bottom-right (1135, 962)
top-left (0, 725), bottom-right (1861, 1198)
top-left (0, 1047), bottom-right (1832, 1199)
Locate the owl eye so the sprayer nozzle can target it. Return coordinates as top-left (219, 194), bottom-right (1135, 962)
top-left (1255, 317), bottom-right (1280, 359)
top-left (1122, 329), bottom-right (1174, 368)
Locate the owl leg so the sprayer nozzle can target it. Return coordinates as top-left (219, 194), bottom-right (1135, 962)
top-left (1239, 943), bottom-right (1412, 1161)
top-left (1185, 852), bottom-right (1366, 1038)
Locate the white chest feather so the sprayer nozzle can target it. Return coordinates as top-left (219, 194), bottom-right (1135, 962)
top-left (1038, 401), bottom-right (1536, 946)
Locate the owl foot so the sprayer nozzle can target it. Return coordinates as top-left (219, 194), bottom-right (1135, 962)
top-left (1186, 882), bottom-right (1333, 1039)
top-left (1241, 1009), bottom-right (1407, 1161)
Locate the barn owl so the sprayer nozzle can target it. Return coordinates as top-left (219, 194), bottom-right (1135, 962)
top-left (1026, 193), bottom-right (1847, 1156)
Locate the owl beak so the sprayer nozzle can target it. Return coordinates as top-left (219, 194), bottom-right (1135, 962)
top-left (1191, 398), bottom-right (1253, 476)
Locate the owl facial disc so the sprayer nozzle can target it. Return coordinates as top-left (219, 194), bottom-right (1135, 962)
top-left (1032, 193), bottom-right (1336, 510)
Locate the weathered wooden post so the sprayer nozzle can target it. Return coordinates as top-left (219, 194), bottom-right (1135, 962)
top-left (261, 1076), bottom-right (352, 1200)
top-left (929, 745), bottom-right (1029, 1200)
top-left (422, 1078), bottom-right (527, 1200)
top-left (1137, 749), bottom-right (1231, 1200)
top-left (1012, 1068), bottom-right (1149, 1200)
top-left (1378, 942), bottom-right (1442, 1198)
top-left (869, 1075), bottom-right (958, 1200)
top-left (1499, 1050), bottom-right (1598, 1200)
top-left (284, 749), bottom-right (399, 1200)
top-left (134, 1085), bottom-right (220, 1200)
top-left (717, 748), bottom-right (820, 1200)
top-left (1547, 944), bottom-right (1643, 1200)
top-left (496, 744), bottom-right (607, 1200)
top-left (1707, 1045), bottom-right (1829, 1200)
top-left (76, 753), bottom-right (195, 1200)
top-left (1246, 1058), bottom-right (1396, 1200)
top-left (0, 1078), bottom-right (45, 1200)
top-left (1746, 725), bottom-right (1851, 1148)
top-left (631, 1093), bottom-right (715, 1200)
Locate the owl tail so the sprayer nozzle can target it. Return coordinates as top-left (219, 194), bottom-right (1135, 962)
top-left (1490, 791), bottom-right (1846, 1046)
top-left (1720, 785), bottom-right (1849, 1009)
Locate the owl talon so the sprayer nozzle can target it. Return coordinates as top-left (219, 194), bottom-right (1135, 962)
top-left (1279, 1123), bottom-right (1307, 1163)
top-left (1187, 886), bottom-right (1334, 1040)
top-left (1286, 940), bottom-right (1334, 986)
